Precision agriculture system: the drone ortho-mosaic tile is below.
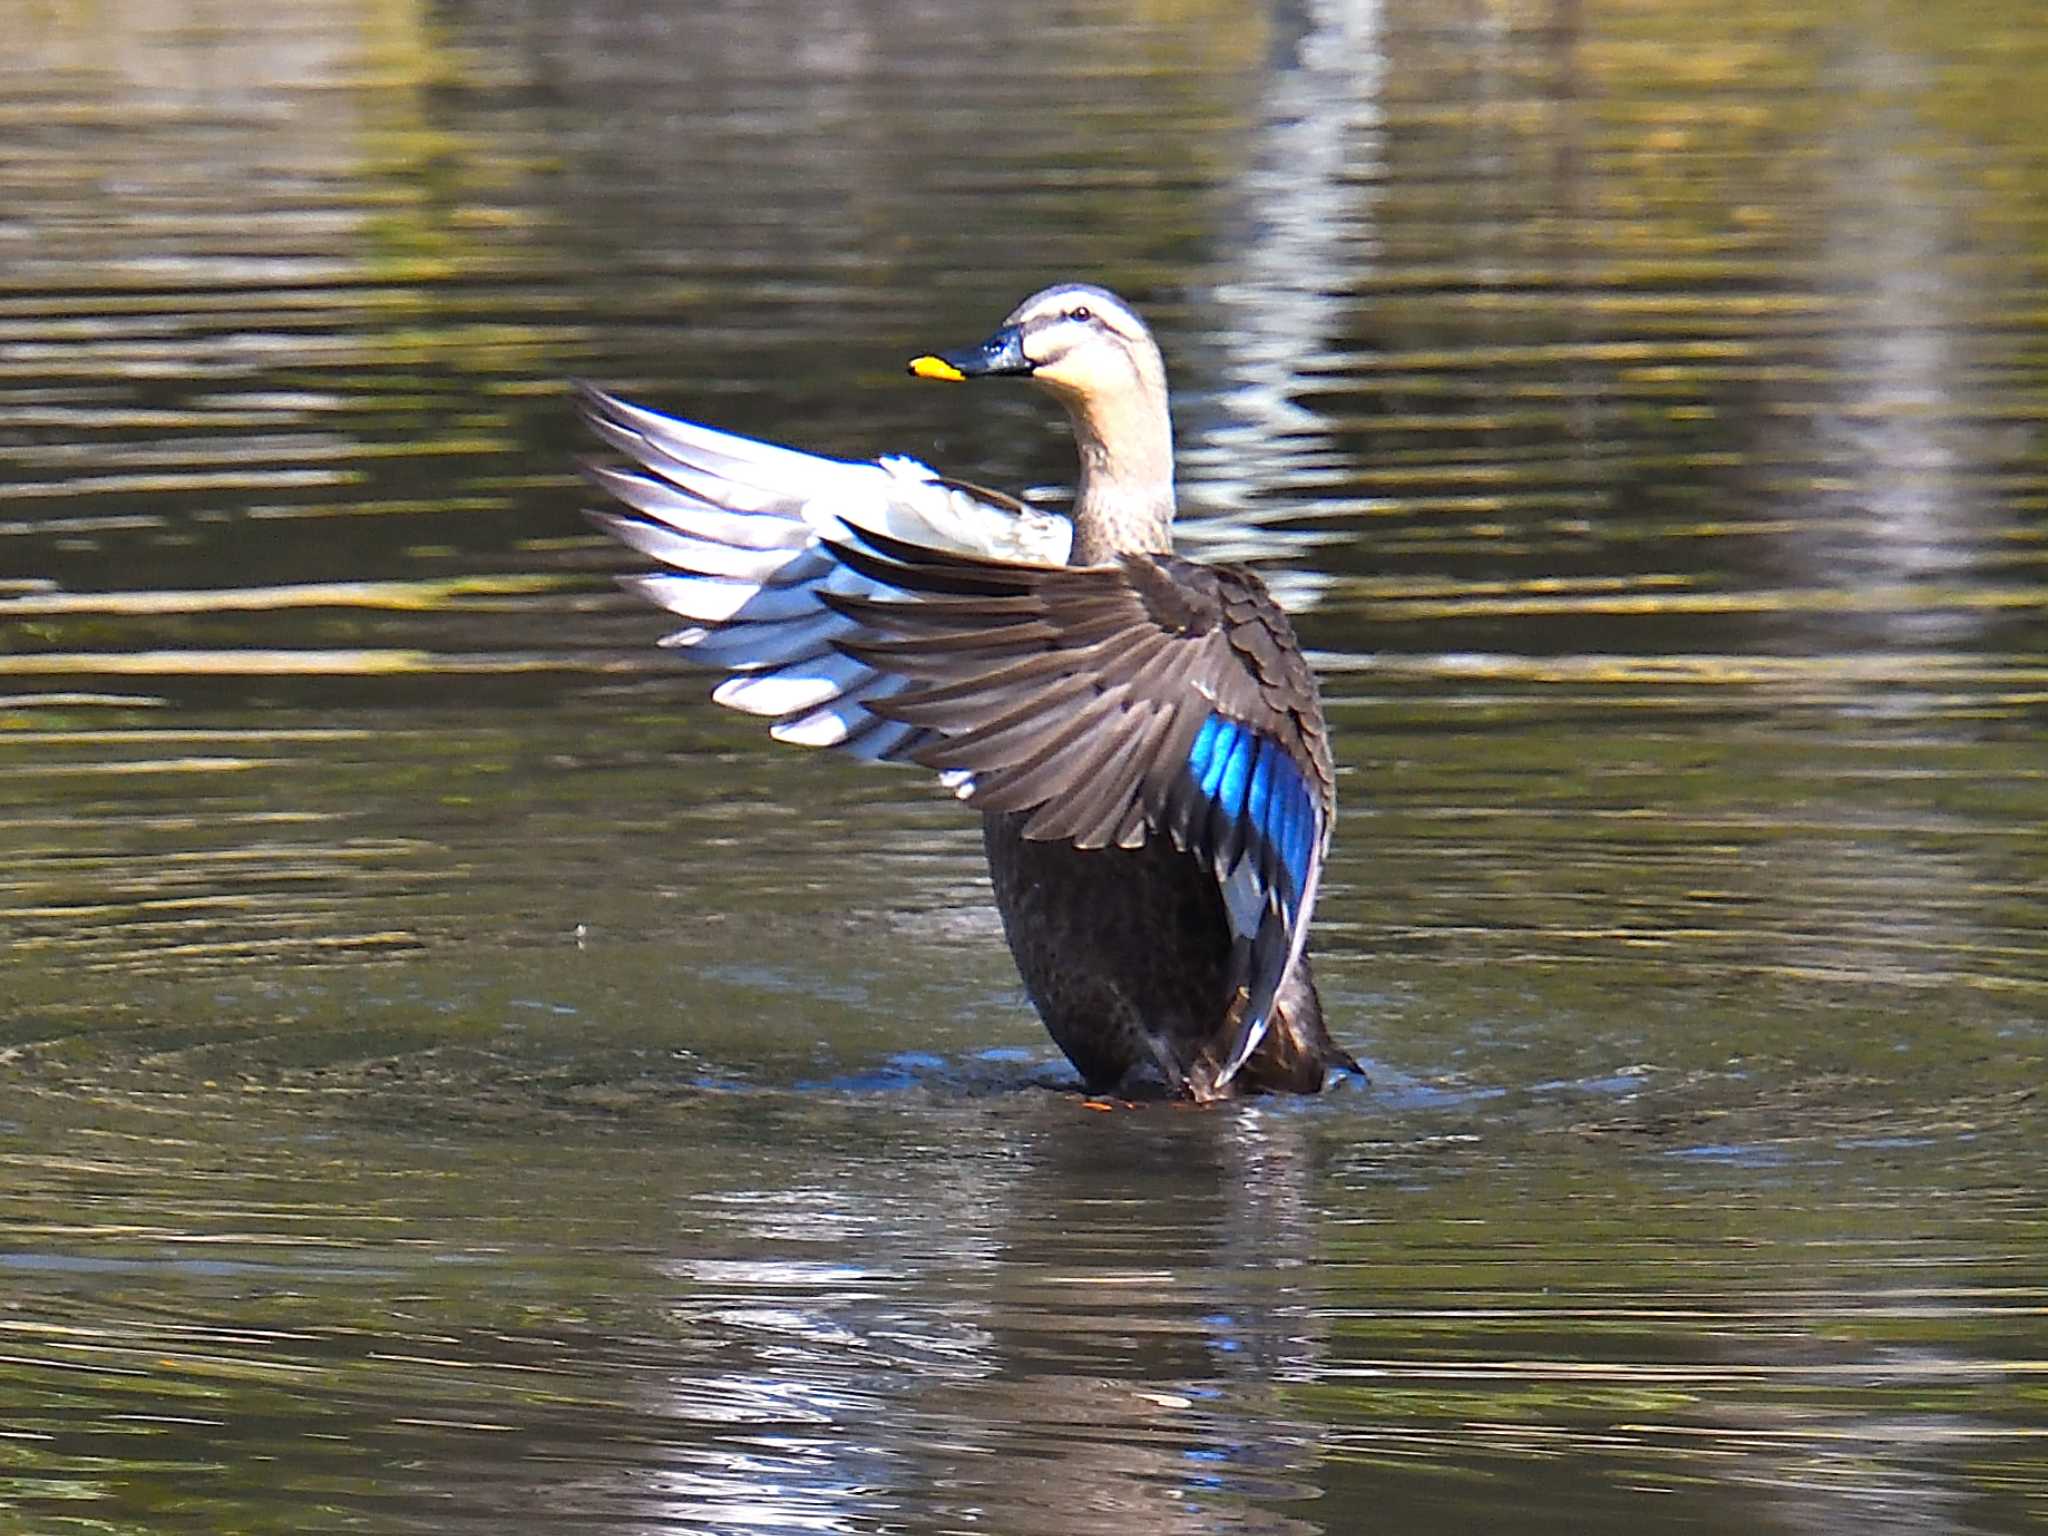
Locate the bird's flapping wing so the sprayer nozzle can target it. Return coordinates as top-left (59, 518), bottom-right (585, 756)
top-left (582, 384), bottom-right (1332, 1086)
top-left (576, 381), bottom-right (1071, 762)
top-left (826, 527), bottom-right (1335, 1085)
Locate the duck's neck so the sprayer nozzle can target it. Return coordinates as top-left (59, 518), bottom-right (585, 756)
top-left (1064, 384), bottom-right (1176, 566)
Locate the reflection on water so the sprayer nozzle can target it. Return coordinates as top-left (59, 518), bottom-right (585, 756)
top-left (639, 1114), bottom-right (1337, 1536)
top-left (1, 0), bottom-right (2045, 1531)
top-left (4, 1073), bottom-right (2040, 1534)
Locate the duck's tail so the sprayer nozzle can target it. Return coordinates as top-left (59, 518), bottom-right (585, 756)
top-left (1230, 952), bottom-right (1361, 1094)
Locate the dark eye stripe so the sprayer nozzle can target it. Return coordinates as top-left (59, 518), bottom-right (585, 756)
top-left (1024, 297), bottom-right (1129, 340)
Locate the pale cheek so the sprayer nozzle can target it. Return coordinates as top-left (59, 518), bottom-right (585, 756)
top-left (1032, 356), bottom-right (1106, 396)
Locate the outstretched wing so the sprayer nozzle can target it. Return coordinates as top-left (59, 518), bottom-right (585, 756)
top-left (826, 528), bottom-right (1336, 1088)
top-left (576, 382), bottom-right (1072, 762)
top-left (582, 383), bottom-right (1334, 1088)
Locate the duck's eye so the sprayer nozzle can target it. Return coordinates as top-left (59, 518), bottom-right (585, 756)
top-left (1068, 306), bottom-right (1092, 324)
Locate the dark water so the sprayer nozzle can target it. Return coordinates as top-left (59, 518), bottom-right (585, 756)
top-left (3, 0), bottom-right (2045, 1531)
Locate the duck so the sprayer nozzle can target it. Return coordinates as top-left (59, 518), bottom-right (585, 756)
top-left (578, 282), bottom-right (1358, 1101)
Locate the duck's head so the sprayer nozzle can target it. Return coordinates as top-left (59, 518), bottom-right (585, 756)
top-left (908, 283), bottom-right (1175, 560)
top-left (908, 283), bottom-right (1166, 411)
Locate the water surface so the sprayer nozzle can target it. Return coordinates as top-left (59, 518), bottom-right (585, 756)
top-left (2, 1), bottom-right (2044, 1532)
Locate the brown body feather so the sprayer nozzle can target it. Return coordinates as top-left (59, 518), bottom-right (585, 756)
top-left (984, 812), bottom-right (1353, 1096)
top-left (829, 531), bottom-right (1353, 1099)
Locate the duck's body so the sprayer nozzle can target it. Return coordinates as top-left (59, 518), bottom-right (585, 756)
top-left (984, 816), bottom-right (1338, 1097)
top-left (581, 283), bottom-right (1356, 1101)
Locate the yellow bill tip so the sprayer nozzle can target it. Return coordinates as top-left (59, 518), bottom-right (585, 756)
top-left (907, 354), bottom-right (966, 382)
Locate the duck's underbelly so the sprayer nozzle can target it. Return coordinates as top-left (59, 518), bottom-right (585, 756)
top-left (980, 810), bottom-right (1238, 1090)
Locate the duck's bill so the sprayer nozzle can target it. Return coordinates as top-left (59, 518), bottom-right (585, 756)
top-left (907, 324), bottom-right (1032, 381)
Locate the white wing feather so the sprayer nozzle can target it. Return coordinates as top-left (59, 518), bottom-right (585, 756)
top-left (580, 384), bottom-right (1072, 763)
